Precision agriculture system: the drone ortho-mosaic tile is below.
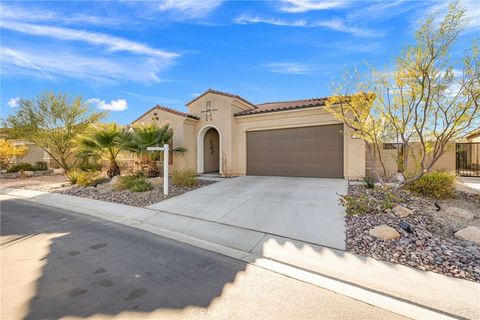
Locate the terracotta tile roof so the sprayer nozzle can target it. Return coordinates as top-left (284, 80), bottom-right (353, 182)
top-left (131, 105), bottom-right (199, 124)
top-left (186, 89), bottom-right (257, 109)
top-left (235, 97), bottom-right (328, 116)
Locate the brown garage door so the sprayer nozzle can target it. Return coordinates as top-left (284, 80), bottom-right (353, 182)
top-left (247, 124), bottom-right (344, 178)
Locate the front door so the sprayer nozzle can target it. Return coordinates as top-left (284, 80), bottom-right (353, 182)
top-left (203, 128), bottom-right (220, 173)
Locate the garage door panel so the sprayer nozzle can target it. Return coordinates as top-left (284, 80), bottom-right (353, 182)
top-left (247, 124), bottom-right (344, 178)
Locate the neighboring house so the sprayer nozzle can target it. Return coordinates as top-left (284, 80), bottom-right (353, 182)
top-left (131, 89), bottom-right (364, 179)
top-left (465, 127), bottom-right (480, 143)
top-left (12, 140), bottom-right (50, 166)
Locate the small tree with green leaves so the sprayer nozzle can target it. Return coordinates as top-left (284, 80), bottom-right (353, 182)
top-left (328, 1), bottom-right (479, 186)
top-left (2, 92), bottom-right (106, 170)
top-left (76, 123), bottom-right (128, 178)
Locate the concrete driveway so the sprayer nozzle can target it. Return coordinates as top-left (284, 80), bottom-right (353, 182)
top-left (148, 176), bottom-right (347, 250)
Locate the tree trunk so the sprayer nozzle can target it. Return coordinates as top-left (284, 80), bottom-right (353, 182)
top-left (142, 159), bottom-right (159, 178)
top-left (107, 160), bottom-right (120, 178)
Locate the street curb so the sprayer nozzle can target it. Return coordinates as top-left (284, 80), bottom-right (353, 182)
top-left (0, 188), bottom-right (472, 320)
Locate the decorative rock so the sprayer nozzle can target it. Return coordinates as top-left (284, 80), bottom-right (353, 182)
top-left (444, 207), bottom-right (474, 220)
top-left (454, 226), bottom-right (480, 244)
top-left (368, 225), bottom-right (400, 240)
top-left (393, 205), bottom-right (413, 218)
top-left (109, 176), bottom-right (119, 186)
top-left (148, 177), bottom-right (164, 186)
top-left (23, 170), bottom-right (35, 177)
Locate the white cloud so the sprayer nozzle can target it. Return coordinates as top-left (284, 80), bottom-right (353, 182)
top-left (7, 97), bottom-right (20, 108)
top-left (1, 21), bottom-right (178, 59)
top-left (88, 98), bottom-right (128, 111)
top-left (155, 0), bottom-right (223, 18)
top-left (1, 46), bottom-right (167, 84)
top-left (0, 3), bottom-right (122, 26)
top-left (234, 14), bottom-right (306, 27)
top-left (263, 62), bottom-right (314, 74)
top-left (234, 14), bottom-right (381, 37)
top-left (279, 0), bottom-right (350, 13)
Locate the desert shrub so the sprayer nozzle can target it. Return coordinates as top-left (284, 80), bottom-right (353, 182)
top-left (340, 187), bottom-right (400, 215)
top-left (172, 169), bottom-right (197, 187)
top-left (0, 139), bottom-right (28, 170)
top-left (364, 175), bottom-right (375, 189)
top-left (129, 175), bottom-right (153, 192)
top-left (35, 161), bottom-right (48, 171)
top-left (115, 174), bottom-right (152, 192)
top-left (79, 162), bottom-right (103, 172)
top-left (76, 171), bottom-right (101, 187)
top-left (66, 168), bottom-right (82, 184)
top-left (407, 171), bottom-right (455, 199)
top-left (7, 163), bottom-right (37, 173)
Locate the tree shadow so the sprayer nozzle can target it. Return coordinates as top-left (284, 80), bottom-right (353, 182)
top-left (1, 199), bottom-right (247, 319)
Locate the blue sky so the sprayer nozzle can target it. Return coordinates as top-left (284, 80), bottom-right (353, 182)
top-left (1, 0), bottom-right (478, 125)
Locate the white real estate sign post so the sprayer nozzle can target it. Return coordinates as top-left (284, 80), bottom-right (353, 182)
top-left (147, 144), bottom-right (169, 196)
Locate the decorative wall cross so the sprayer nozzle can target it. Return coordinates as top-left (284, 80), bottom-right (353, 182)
top-left (201, 101), bottom-right (218, 121)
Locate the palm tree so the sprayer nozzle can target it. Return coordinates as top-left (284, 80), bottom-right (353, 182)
top-left (126, 124), bottom-right (185, 177)
top-left (76, 123), bottom-right (127, 178)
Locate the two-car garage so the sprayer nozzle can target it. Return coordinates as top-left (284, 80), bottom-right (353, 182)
top-left (246, 124), bottom-right (344, 178)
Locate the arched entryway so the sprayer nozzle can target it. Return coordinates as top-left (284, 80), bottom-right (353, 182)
top-left (197, 125), bottom-right (221, 174)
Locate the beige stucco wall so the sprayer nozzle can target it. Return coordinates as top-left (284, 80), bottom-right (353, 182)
top-left (234, 107), bottom-right (365, 179)
top-left (366, 142), bottom-right (456, 178)
top-left (131, 93), bottom-right (367, 179)
top-left (15, 142), bottom-right (46, 165)
top-left (132, 108), bottom-right (197, 172)
top-left (187, 93), bottom-right (252, 175)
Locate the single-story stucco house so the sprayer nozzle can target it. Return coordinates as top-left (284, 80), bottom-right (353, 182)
top-left (131, 89), bottom-right (464, 179)
top-left (131, 89), bottom-right (365, 179)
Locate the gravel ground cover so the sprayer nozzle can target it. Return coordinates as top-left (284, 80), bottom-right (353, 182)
top-left (53, 179), bottom-right (216, 207)
top-left (346, 185), bottom-right (480, 282)
top-left (0, 174), bottom-right (68, 190)
top-left (1, 175), bottom-right (216, 207)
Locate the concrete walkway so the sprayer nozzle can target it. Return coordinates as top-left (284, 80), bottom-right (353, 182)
top-left (1, 187), bottom-right (478, 319)
top-left (457, 177), bottom-right (480, 193)
top-left (148, 176), bottom-right (347, 250)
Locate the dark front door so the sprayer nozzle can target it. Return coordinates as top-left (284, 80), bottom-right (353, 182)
top-left (203, 128), bottom-right (220, 173)
top-left (246, 124), bottom-right (344, 178)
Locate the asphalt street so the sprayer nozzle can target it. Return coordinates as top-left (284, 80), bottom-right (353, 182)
top-left (1, 199), bottom-right (406, 320)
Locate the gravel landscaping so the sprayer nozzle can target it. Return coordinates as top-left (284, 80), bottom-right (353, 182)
top-left (346, 185), bottom-right (480, 282)
top-left (53, 179), bottom-right (216, 207)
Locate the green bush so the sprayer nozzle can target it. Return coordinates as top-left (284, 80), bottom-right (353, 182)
top-left (115, 174), bottom-right (153, 192)
top-left (76, 171), bottom-right (101, 187)
top-left (66, 168), bottom-right (82, 184)
top-left (340, 187), bottom-right (399, 215)
top-left (407, 171), bottom-right (455, 199)
top-left (34, 161), bottom-right (48, 171)
top-left (172, 169), bottom-right (198, 187)
top-left (7, 163), bottom-right (37, 173)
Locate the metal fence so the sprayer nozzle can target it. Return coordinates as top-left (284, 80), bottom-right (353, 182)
top-left (456, 142), bottom-right (480, 177)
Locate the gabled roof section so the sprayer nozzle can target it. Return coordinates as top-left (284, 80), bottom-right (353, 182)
top-left (235, 97), bottom-right (328, 117)
top-left (186, 89), bottom-right (256, 109)
top-left (131, 105), bottom-right (199, 124)
top-left (464, 127), bottom-right (480, 139)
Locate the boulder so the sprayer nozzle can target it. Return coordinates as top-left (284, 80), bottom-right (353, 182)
top-left (148, 177), bottom-right (163, 186)
top-left (109, 176), bottom-right (120, 186)
top-left (368, 225), bottom-right (400, 240)
top-left (392, 205), bottom-right (413, 218)
top-left (23, 170), bottom-right (35, 177)
top-left (455, 226), bottom-right (480, 244)
top-left (444, 207), bottom-right (474, 220)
